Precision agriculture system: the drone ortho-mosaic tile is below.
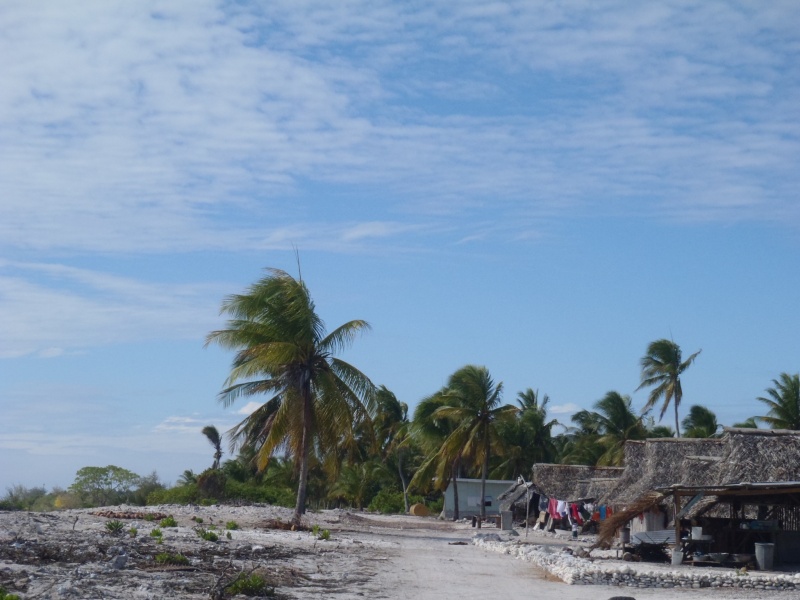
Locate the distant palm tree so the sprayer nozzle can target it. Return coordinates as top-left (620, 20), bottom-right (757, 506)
top-left (411, 366), bottom-right (518, 519)
top-left (566, 391), bottom-right (646, 466)
top-left (733, 417), bottom-right (759, 429)
top-left (177, 469), bottom-right (197, 486)
top-left (372, 386), bottom-right (413, 512)
top-left (201, 425), bottom-right (223, 470)
top-left (410, 390), bottom-right (461, 517)
top-left (206, 268), bottom-right (375, 523)
top-left (681, 405), bottom-right (721, 438)
top-left (756, 372), bottom-right (800, 430)
top-left (637, 339), bottom-right (701, 437)
top-left (492, 388), bottom-right (559, 478)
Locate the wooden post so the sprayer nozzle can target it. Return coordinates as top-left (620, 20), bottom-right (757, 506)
top-left (673, 492), bottom-right (682, 546)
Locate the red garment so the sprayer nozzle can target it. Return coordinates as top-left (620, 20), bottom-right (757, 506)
top-left (569, 503), bottom-right (583, 525)
top-left (548, 498), bottom-right (559, 519)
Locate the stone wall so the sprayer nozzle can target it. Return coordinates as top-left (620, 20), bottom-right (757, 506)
top-left (473, 535), bottom-right (799, 591)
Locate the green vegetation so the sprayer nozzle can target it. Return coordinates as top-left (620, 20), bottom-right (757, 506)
top-left (756, 372), bottom-right (800, 430)
top-left (196, 527), bottom-right (219, 542)
top-left (159, 516), bottom-right (177, 528)
top-left (410, 365), bottom-right (517, 519)
top-left (226, 573), bottom-right (273, 596)
top-left (206, 268), bottom-right (375, 524)
top-left (129, 526), bottom-right (138, 537)
top-left (225, 520), bottom-right (239, 530)
top-left (638, 339), bottom-right (701, 437)
top-left (0, 587), bottom-right (21, 600)
top-left (150, 528), bottom-right (163, 539)
top-left (155, 552), bottom-right (189, 566)
top-left (105, 520), bottom-right (125, 535)
top-left (202, 425), bottom-right (224, 470)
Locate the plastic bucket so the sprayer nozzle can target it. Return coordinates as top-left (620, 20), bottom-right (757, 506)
top-left (620, 527), bottom-right (630, 544)
top-left (755, 543), bottom-right (775, 570)
top-left (671, 549), bottom-right (683, 566)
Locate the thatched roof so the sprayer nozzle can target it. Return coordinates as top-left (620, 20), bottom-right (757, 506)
top-left (598, 441), bottom-right (644, 504)
top-left (532, 464), bottom-right (623, 502)
top-left (497, 480), bottom-right (536, 511)
top-left (602, 438), bottom-right (725, 505)
top-left (713, 427), bottom-right (800, 485)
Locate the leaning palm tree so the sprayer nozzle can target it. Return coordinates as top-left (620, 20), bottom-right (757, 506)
top-left (756, 372), bottom-right (800, 430)
top-left (206, 268), bottom-right (375, 523)
top-left (637, 339), bottom-right (701, 437)
top-left (201, 425), bottom-right (223, 470)
top-left (412, 366), bottom-right (518, 520)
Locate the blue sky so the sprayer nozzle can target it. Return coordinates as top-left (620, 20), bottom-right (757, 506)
top-left (1, 1), bottom-right (799, 490)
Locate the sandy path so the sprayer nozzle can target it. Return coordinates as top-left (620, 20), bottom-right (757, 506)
top-left (327, 515), bottom-right (798, 600)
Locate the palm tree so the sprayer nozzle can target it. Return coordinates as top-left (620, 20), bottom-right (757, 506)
top-left (565, 391), bottom-right (646, 466)
top-left (681, 405), bottom-right (720, 438)
top-left (201, 425), bottom-right (223, 470)
top-left (637, 339), bottom-right (701, 437)
top-left (410, 390), bottom-right (461, 517)
top-left (373, 386), bottom-right (413, 512)
top-left (411, 366), bottom-right (518, 519)
top-left (206, 268), bottom-right (375, 523)
top-left (492, 388), bottom-right (559, 479)
top-left (756, 372), bottom-right (800, 430)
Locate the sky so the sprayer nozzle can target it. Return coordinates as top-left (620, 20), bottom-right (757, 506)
top-left (1, 1), bottom-right (799, 491)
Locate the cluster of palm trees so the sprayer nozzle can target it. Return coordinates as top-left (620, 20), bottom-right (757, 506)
top-left (202, 268), bottom-right (800, 520)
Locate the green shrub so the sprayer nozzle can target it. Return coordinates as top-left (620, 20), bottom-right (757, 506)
top-left (150, 528), bottom-right (163, 539)
top-left (105, 520), bottom-right (125, 535)
top-left (191, 516), bottom-right (203, 523)
top-left (159, 516), bottom-right (177, 528)
top-left (226, 573), bottom-right (273, 597)
top-left (367, 489), bottom-right (425, 514)
top-left (0, 586), bottom-right (21, 600)
top-left (155, 552), bottom-right (189, 566)
top-left (146, 484), bottom-right (199, 505)
top-left (196, 527), bottom-right (218, 542)
top-left (197, 469), bottom-right (226, 499)
top-left (225, 520), bottom-right (239, 530)
top-left (129, 526), bottom-right (138, 537)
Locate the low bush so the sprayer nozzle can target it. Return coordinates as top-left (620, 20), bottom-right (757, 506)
top-left (159, 516), bottom-right (178, 528)
top-left (155, 552), bottom-right (189, 566)
top-left (226, 573), bottom-right (273, 597)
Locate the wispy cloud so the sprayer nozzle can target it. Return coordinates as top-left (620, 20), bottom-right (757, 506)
top-left (0, 1), bottom-right (797, 259)
top-left (0, 260), bottom-right (222, 358)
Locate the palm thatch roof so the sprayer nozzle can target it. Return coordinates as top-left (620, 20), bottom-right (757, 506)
top-left (595, 428), bottom-right (800, 544)
top-left (602, 438), bottom-right (725, 505)
top-left (713, 427), bottom-right (800, 484)
top-left (532, 463), bottom-right (624, 502)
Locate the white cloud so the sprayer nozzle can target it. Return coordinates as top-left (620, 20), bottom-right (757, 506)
top-left (0, 260), bottom-right (223, 358)
top-left (549, 403), bottom-right (581, 415)
top-left (0, 0), bottom-right (797, 258)
top-left (237, 401), bottom-right (263, 416)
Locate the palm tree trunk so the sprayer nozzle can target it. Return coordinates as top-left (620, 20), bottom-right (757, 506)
top-left (674, 391), bottom-right (682, 437)
top-left (294, 387), bottom-right (313, 524)
top-left (480, 427), bottom-right (489, 519)
top-left (451, 461), bottom-right (460, 521)
top-left (397, 451), bottom-right (410, 513)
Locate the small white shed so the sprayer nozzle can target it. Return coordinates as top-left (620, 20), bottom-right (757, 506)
top-left (443, 478), bottom-right (516, 519)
